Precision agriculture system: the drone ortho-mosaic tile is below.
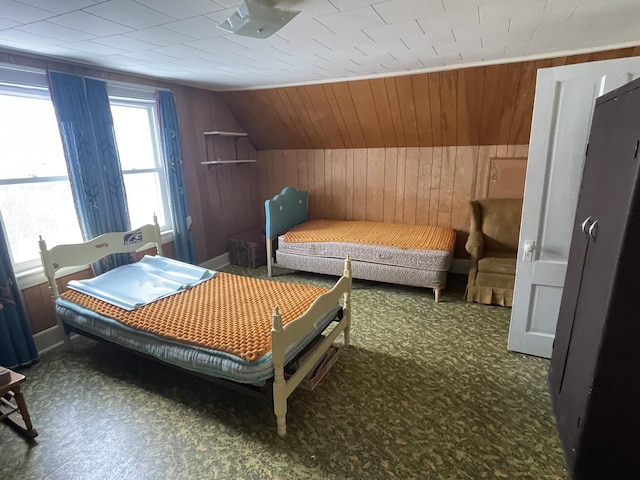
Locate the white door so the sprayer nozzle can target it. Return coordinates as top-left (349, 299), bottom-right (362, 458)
top-left (508, 57), bottom-right (640, 359)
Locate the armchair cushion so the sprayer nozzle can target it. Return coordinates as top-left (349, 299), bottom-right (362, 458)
top-left (465, 198), bottom-right (522, 307)
top-left (478, 254), bottom-right (517, 276)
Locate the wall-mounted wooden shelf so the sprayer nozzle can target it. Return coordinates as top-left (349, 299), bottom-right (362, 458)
top-left (202, 131), bottom-right (253, 165)
top-left (200, 159), bottom-right (257, 165)
top-left (203, 131), bottom-right (248, 137)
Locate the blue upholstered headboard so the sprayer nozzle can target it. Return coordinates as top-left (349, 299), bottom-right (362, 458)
top-left (265, 186), bottom-right (308, 239)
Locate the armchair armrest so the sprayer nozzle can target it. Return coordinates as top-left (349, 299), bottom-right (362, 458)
top-left (465, 230), bottom-right (484, 259)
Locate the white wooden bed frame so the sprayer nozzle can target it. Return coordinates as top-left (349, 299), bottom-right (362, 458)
top-left (39, 216), bottom-right (352, 437)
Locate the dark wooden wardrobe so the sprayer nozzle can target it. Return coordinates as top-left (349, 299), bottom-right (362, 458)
top-left (549, 76), bottom-right (640, 478)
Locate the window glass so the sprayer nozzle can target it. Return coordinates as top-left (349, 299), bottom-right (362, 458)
top-left (111, 104), bottom-right (157, 170)
top-left (110, 101), bottom-right (171, 231)
top-left (0, 182), bottom-right (80, 266)
top-left (122, 172), bottom-right (168, 230)
top-left (0, 94), bottom-right (68, 178)
top-left (0, 89), bottom-right (82, 268)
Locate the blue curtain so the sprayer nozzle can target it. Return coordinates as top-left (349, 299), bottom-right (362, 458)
top-left (0, 214), bottom-right (38, 369)
top-left (157, 90), bottom-right (197, 264)
top-left (48, 72), bottom-right (131, 272)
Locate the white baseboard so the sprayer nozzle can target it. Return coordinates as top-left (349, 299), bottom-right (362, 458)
top-left (450, 258), bottom-right (470, 275)
top-left (33, 326), bottom-right (77, 354)
top-left (200, 252), bottom-right (230, 270)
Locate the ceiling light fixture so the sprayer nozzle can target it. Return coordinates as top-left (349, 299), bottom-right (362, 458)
top-left (217, 0), bottom-right (301, 39)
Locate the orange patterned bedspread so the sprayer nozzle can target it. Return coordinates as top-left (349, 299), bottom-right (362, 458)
top-left (61, 272), bottom-right (328, 363)
top-left (283, 220), bottom-right (455, 252)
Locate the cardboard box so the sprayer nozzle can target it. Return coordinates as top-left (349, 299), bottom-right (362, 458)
top-left (286, 344), bottom-right (340, 391)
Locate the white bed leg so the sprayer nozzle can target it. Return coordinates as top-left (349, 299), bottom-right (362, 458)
top-left (275, 406), bottom-right (287, 437)
top-left (273, 373), bottom-right (287, 437)
top-left (266, 238), bottom-right (273, 277)
top-left (271, 307), bottom-right (287, 437)
top-left (434, 288), bottom-right (441, 303)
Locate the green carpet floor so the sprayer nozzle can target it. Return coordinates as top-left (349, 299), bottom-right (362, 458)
top-left (1, 267), bottom-right (568, 479)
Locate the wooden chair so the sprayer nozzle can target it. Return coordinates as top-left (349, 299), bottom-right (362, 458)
top-left (0, 367), bottom-right (38, 439)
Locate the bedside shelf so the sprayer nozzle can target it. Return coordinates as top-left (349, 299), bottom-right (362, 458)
top-left (202, 130), bottom-right (252, 165)
top-left (201, 159), bottom-right (256, 165)
top-left (203, 131), bottom-right (248, 137)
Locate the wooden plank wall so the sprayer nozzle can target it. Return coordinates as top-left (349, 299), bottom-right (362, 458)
top-left (221, 47), bottom-right (640, 151)
top-left (258, 144), bottom-right (528, 257)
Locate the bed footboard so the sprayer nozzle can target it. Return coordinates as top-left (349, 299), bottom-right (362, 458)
top-left (270, 257), bottom-right (352, 437)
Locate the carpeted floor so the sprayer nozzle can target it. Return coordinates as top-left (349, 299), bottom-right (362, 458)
top-left (1, 266), bottom-right (568, 479)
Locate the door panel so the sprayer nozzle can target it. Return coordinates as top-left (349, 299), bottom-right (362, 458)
top-left (527, 285), bottom-right (563, 334)
top-left (508, 57), bottom-right (640, 358)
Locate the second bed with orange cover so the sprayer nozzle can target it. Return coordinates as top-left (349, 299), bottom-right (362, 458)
top-left (266, 187), bottom-right (456, 302)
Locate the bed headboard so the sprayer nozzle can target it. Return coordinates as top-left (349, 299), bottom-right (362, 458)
top-left (39, 217), bottom-right (163, 281)
top-left (265, 186), bottom-right (308, 239)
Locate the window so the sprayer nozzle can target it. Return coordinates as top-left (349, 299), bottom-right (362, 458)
top-left (109, 89), bottom-right (171, 232)
top-left (0, 74), bottom-right (83, 272)
top-left (0, 66), bottom-right (173, 282)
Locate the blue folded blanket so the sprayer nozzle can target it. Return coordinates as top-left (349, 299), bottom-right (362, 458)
top-left (67, 255), bottom-right (216, 310)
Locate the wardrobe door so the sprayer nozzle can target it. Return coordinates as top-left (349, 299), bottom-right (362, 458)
top-left (549, 98), bottom-right (608, 396)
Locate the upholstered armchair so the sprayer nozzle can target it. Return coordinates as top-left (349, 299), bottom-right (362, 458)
top-left (465, 198), bottom-right (523, 307)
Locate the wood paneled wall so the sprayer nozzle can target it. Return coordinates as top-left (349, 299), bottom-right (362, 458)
top-left (23, 266), bottom-right (95, 336)
top-left (258, 144), bottom-right (528, 257)
top-left (221, 47), bottom-right (640, 151)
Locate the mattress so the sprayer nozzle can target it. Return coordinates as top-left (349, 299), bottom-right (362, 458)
top-left (278, 220), bottom-right (455, 272)
top-left (277, 238), bottom-right (453, 271)
top-left (282, 219), bottom-right (455, 251)
top-left (275, 252), bottom-right (448, 289)
top-left (57, 272), bottom-right (342, 384)
top-left (57, 300), bottom-right (340, 385)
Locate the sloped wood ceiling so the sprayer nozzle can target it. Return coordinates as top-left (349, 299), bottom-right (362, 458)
top-left (220, 47), bottom-right (640, 150)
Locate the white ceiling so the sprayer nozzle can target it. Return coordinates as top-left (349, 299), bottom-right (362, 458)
top-left (0, 0), bottom-right (639, 91)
